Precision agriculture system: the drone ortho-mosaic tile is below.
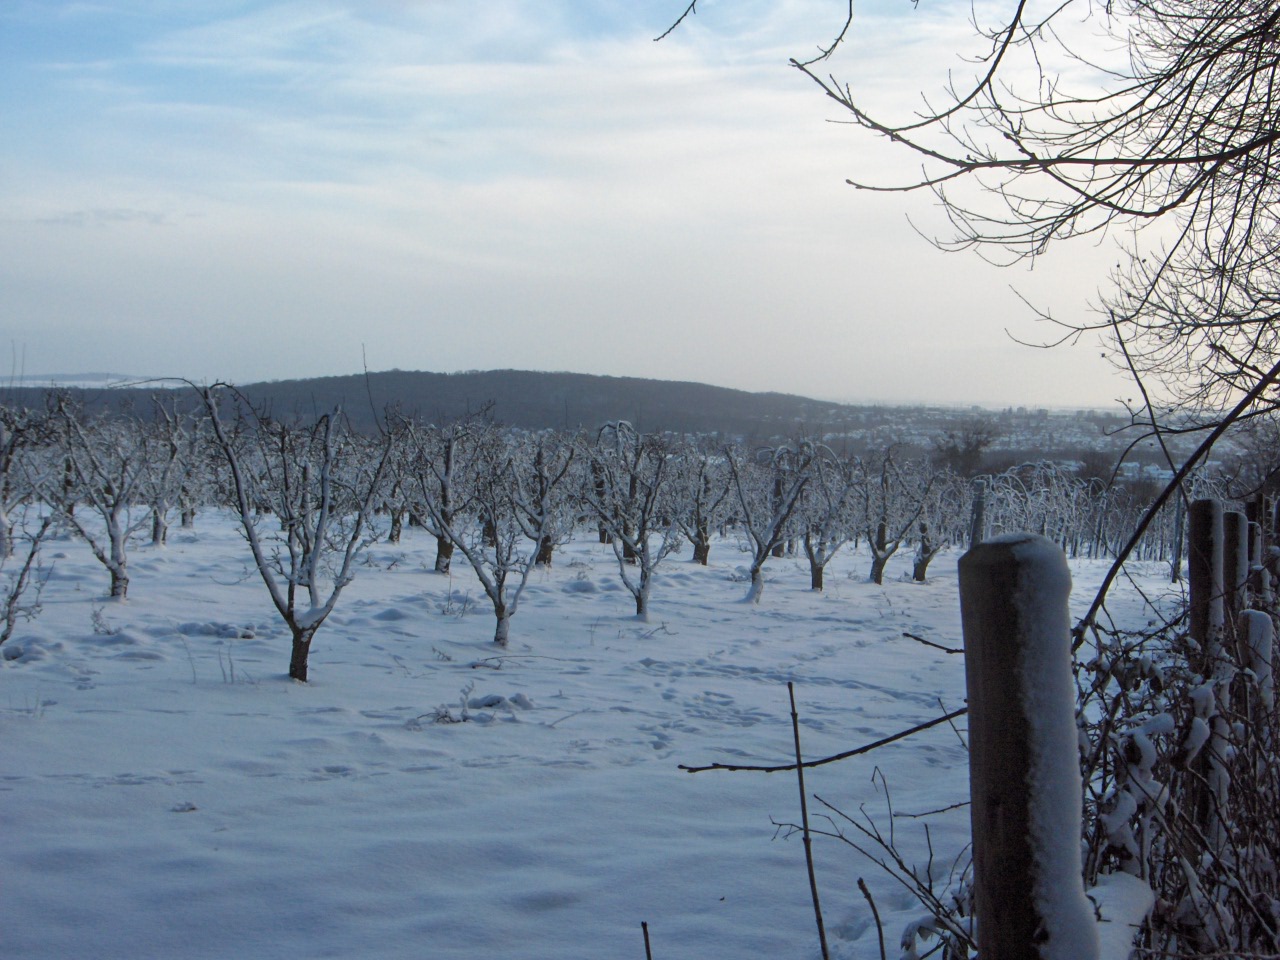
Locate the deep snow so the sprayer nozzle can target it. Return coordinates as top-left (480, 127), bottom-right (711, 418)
top-left (1, 514), bottom-right (1165, 958)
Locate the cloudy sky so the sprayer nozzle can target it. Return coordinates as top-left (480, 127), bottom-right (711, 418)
top-left (0, 0), bottom-right (1134, 408)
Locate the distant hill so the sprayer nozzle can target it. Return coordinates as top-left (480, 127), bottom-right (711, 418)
top-left (2, 369), bottom-right (868, 440)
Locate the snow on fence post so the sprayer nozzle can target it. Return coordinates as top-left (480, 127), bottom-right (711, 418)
top-left (969, 478), bottom-right (987, 547)
top-left (958, 534), bottom-right (1099, 960)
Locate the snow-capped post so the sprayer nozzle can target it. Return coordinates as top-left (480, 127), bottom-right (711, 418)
top-left (958, 534), bottom-right (1098, 960)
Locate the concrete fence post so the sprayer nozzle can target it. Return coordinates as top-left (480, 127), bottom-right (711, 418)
top-left (970, 478), bottom-right (987, 547)
top-left (958, 534), bottom-right (1098, 960)
top-left (1188, 499), bottom-right (1225, 655)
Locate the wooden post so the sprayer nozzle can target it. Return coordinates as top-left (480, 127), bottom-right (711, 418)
top-left (1223, 510), bottom-right (1249, 626)
top-left (1249, 521), bottom-right (1272, 609)
top-left (969, 478), bottom-right (987, 547)
top-left (1188, 499), bottom-right (1224, 654)
top-left (1187, 500), bottom-right (1231, 856)
top-left (959, 534), bottom-right (1099, 960)
top-left (1170, 496), bottom-right (1186, 583)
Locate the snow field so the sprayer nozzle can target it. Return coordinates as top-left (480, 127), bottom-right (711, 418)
top-left (1, 514), bottom-right (1165, 958)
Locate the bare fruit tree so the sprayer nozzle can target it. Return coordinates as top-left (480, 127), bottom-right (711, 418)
top-left (855, 446), bottom-right (938, 585)
top-left (584, 424), bottom-right (683, 619)
top-left (201, 386), bottom-right (394, 682)
top-left (725, 441), bottom-right (813, 603)
top-left (0, 404), bottom-right (55, 645)
top-left (43, 397), bottom-right (152, 600)
top-left (798, 446), bottom-right (859, 591)
top-left (411, 425), bottom-right (576, 647)
top-left (671, 438), bottom-right (732, 566)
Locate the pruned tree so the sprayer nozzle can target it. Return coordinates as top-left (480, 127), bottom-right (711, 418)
top-left (725, 441), bottom-right (813, 603)
top-left (584, 426), bottom-right (683, 619)
top-left (671, 439), bottom-right (732, 566)
top-left (912, 469), bottom-right (967, 582)
top-left (412, 426), bottom-right (576, 647)
top-left (799, 446), bottom-right (858, 591)
top-left (0, 405), bottom-right (51, 559)
top-left (855, 446), bottom-right (937, 585)
top-left (0, 507), bottom-right (54, 647)
top-left (137, 396), bottom-right (202, 546)
top-left (201, 386), bottom-right (394, 682)
top-left (42, 397), bottom-right (152, 599)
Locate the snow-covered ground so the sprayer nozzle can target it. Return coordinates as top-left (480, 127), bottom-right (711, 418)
top-left (1, 515), bottom-right (1168, 958)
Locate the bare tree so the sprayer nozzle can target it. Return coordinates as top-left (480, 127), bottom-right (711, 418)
top-left (583, 426), bottom-right (682, 619)
top-left (932, 419), bottom-right (998, 478)
top-left (0, 514), bottom-right (54, 649)
top-left (412, 427), bottom-right (576, 647)
top-left (855, 446), bottom-right (937, 585)
top-left (0, 405), bottom-right (50, 559)
top-left (411, 412), bottom-right (494, 573)
top-left (202, 387), bottom-right (394, 682)
top-left (671, 439), bottom-right (732, 566)
top-left (137, 397), bottom-right (203, 546)
top-left (726, 441), bottom-right (813, 603)
top-left (799, 446), bottom-right (858, 591)
top-left (43, 398), bottom-right (151, 600)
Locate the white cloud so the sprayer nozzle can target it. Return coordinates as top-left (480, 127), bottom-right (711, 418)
top-left (0, 0), bottom-right (1135, 407)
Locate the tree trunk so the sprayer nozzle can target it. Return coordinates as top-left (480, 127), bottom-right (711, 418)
top-left (869, 553), bottom-right (889, 585)
top-left (913, 551), bottom-right (938, 582)
top-left (692, 538), bottom-right (710, 565)
top-left (536, 535), bottom-right (554, 566)
top-left (151, 506), bottom-right (168, 546)
top-left (289, 626), bottom-right (317, 682)
top-left (388, 509), bottom-right (403, 544)
top-left (493, 612), bottom-right (511, 647)
top-left (746, 564), bottom-right (765, 603)
top-left (109, 567), bottom-right (129, 600)
top-left (913, 524), bottom-right (937, 582)
top-left (810, 560), bottom-right (824, 591)
top-left (434, 535), bottom-right (454, 574)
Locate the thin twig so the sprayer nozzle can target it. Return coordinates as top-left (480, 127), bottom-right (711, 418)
top-left (790, 682), bottom-right (830, 960)
top-left (857, 878), bottom-right (887, 960)
top-left (902, 631), bottom-right (964, 654)
top-left (679, 707), bottom-right (968, 774)
top-left (641, 921), bottom-right (653, 960)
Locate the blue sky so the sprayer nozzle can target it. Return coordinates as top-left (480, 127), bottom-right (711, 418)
top-left (0, 0), bottom-right (1132, 407)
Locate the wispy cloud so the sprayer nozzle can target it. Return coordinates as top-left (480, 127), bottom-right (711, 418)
top-left (0, 0), bottom-right (1129, 406)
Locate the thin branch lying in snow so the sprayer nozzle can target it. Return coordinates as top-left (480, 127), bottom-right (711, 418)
top-left (901, 631), bottom-right (963, 655)
top-left (679, 706), bottom-right (968, 774)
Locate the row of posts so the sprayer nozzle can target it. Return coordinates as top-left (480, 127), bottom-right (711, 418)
top-left (958, 496), bottom-right (1275, 959)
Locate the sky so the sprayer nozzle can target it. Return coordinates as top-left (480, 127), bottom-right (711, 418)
top-left (0, 0), bottom-right (1137, 409)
